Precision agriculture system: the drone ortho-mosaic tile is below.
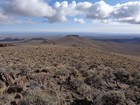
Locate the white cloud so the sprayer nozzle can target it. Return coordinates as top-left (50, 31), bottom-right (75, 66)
top-left (50, 1), bottom-right (113, 22)
top-left (0, 13), bottom-right (9, 22)
top-left (6, 0), bottom-right (55, 17)
top-left (113, 1), bottom-right (140, 24)
top-left (50, 1), bottom-right (80, 22)
top-left (0, 10), bottom-right (37, 24)
top-left (0, 9), bottom-right (12, 23)
top-left (86, 1), bottom-right (113, 20)
top-left (74, 18), bottom-right (85, 24)
top-left (50, 1), bottom-right (140, 24)
top-left (0, 0), bottom-right (140, 24)
top-left (75, 2), bottom-right (92, 12)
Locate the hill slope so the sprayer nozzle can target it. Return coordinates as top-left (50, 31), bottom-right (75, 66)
top-left (1, 35), bottom-right (140, 56)
top-left (54, 35), bottom-right (101, 49)
top-left (0, 45), bottom-right (140, 105)
top-left (53, 35), bottom-right (140, 56)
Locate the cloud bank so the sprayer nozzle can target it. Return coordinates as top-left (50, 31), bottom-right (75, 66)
top-left (0, 0), bottom-right (140, 24)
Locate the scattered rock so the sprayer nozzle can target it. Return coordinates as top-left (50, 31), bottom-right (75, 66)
top-left (0, 73), bottom-right (15, 86)
top-left (7, 86), bottom-right (23, 94)
top-left (10, 101), bottom-right (17, 105)
top-left (15, 93), bottom-right (22, 99)
top-left (41, 69), bottom-right (48, 73)
top-left (35, 70), bottom-right (40, 73)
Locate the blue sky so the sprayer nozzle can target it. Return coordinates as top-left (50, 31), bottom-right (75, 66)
top-left (0, 0), bottom-right (140, 34)
top-left (48, 0), bottom-right (139, 5)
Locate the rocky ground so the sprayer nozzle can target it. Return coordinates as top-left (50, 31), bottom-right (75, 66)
top-left (0, 45), bottom-right (140, 105)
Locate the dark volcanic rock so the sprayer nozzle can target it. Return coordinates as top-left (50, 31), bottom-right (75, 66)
top-left (7, 86), bottom-right (23, 94)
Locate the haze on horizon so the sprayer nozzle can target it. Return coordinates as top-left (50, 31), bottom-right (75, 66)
top-left (0, 0), bottom-right (140, 34)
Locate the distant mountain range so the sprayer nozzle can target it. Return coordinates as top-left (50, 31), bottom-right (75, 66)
top-left (0, 38), bottom-right (24, 42)
top-left (1, 37), bottom-right (140, 43)
top-left (0, 35), bottom-right (140, 56)
top-left (0, 38), bottom-right (48, 42)
top-left (94, 38), bottom-right (140, 43)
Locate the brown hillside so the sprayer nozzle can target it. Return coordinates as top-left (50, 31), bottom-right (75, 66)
top-left (0, 45), bottom-right (140, 105)
top-left (54, 35), bottom-right (101, 49)
top-left (53, 35), bottom-right (140, 56)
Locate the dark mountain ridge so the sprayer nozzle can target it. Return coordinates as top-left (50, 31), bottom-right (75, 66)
top-left (94, 38), bottom-right (140, 43)
top-left (0, 38), bottom-right (24, 42)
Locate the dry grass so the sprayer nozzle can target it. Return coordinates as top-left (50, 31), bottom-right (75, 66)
top-left (19, 90), bottom-right (58, 105)
top-left (0, 45), bottom-right (140, 105)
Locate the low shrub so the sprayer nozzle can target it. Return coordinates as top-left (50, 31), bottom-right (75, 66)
top-left (131, 71), bottom-right (140, 87)
top-left (19, 90), bottom-right (58, 105)
top-left (85, 73), bottom-right (106, 88)
top-left (94, 91), bottom-right (126, 105)
top-left (114, 68), bottom-right (130, 83)
top-left (125, 89), bottom-right (140, 104)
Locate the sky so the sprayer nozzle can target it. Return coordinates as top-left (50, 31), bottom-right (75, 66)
top-left (0, 0), bottom-right (140, 34)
